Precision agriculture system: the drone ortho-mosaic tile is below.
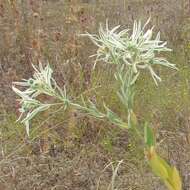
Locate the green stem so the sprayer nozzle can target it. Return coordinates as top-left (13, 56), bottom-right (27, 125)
top-left (132, 120), bottom-right (144, 142)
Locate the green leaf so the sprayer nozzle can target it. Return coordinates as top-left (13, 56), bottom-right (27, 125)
top-left (157, 156), bottom-right (172, 176)
top-left (128, 110), bottom-right (137, 128)
top-left (171, 167), bottom-right (182, 190)
top-left (147, 147), bottom-right (182, 190)
top-left (165, 180), bottom-right (175, 190)
top-left (148, 147), bottom-right (169, 180)
top-left (22, 104), bottom-right (50, 123)
top-left (104, 104), bottom-right (128, 128)
top-left (144, 123), bottom-right (155, 147)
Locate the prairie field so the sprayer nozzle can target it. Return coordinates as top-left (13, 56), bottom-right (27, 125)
top-left (0, 0), bottom-right (190, 190)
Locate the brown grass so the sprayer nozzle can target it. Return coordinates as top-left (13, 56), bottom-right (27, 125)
top-left (0, 0), bottom-right (190, 189)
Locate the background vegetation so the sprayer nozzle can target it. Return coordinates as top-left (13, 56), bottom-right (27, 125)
top-left (0, 0), bottom-right (190, 189)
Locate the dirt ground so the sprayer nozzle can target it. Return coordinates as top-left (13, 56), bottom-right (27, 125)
top-left (0, 0), bottom-right (190, 189)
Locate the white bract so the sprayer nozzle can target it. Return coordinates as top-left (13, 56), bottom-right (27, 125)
top-left (12, 19), bottom-right (176, 135)
top-left (13, 63), bottom-right (128, 135)
top-left (12, 63), bottom-right (68, 135)
top-left (84, 19), bottom-right (177, 85)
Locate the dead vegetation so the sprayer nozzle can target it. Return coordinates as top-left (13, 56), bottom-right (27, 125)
top-left (0, 0), bottom-right (190, 189)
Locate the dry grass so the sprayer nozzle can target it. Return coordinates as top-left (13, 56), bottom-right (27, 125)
top-left (0, 0), bottom-right (190, 189)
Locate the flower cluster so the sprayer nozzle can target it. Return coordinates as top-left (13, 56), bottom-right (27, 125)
top-left (12, 63), bottom-right (65, 135)
top-left (85, 19), bottom-right (177, 84)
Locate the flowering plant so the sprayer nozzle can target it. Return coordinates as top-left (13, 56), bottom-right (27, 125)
top-left (13, 19), bottom-right (181, 189)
